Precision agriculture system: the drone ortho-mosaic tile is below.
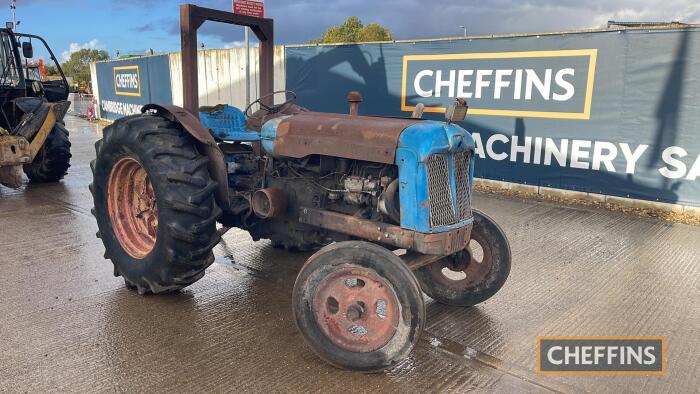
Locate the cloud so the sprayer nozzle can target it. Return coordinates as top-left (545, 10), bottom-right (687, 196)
top-left (116, 0), bottom-right (700, 49)
top-left (224, 41), bottom-right (246, 48)
top-left (270, 0), bottom-right (700, 43)
top-left (61, 39), bottom-right (105, 62)
top-left (223, 41), bottom-right (260, 48)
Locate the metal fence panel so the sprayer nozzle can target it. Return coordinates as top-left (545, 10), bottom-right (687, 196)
top-left (68, 93), bottom-right (94, 118)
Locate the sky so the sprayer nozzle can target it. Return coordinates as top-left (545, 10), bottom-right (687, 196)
top-left (8, 0), bottom-right (700, 63)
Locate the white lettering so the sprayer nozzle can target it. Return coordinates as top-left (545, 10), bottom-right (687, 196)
top-left (607, 346), bottom-right (618, 365)
top-left (547, 346), bottom-right (563, 365)
top-left (486, 134), bottom-right (509, 161)
top-left (592, 141), bottom-right (618, 172)
top-left (533, 137), bottom-right (543, 164)
top-left (474, 69), bottom-right (493, 99)
top-left (643, 346), bottom-right (656, 365)
top-left (472, 132), bottom-right (486, 159)
top-left (570, 140), bottom-right (591, 169)
top-left (494, 69), bottom-right (512, 99)
top-left (564, 346), bottom-right (579, 365)
top-left (581, 346), bottom-right (593, 365)
top-left (659, 146), bottom-right (687, 179)
top-left (628, 346), bottom-right (643, 365)
top-left (620, 143), bottom-right (648, 174)
top-left (553, 68), bottom-right (575, 101)
top-left (435, 70), bottom-right (456, 98)
top-left (115, 73), bottom-right (139, 89)
top-left (414, 70), bottom-right (434, 98)
top-left (544, 138), bottom-right (568, 167)
top-left (594, 346), bottom-right (605, 364)
top-left (101, 99), bottom-right (143, 117)
top-left (510, 135), bottom-right (532, 163)
top-left (513, 69), bottom-right (523, 100)
top-left (457, 69), bottom-right (474, 98)
top-left (525, 69), bottom-right (552, 100)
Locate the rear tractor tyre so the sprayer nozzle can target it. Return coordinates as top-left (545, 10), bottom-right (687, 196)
top-left (415, 210), bottom-right (511, 306)
top-left (293, 241), bottom-right (425, 372)
top-left (23, 122), bottom-right (72, 183)
top-left (90, 114), bottom-right (222, 294)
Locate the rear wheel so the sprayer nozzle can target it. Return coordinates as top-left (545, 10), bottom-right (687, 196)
top-left (293, 241), bottom-right (424, 372)
top-left (23, 122), bottom-right (71, 182)
top-left (415, 210), bottom-right (511, 306)
top-left (90, 114), bottom-right (221, 294)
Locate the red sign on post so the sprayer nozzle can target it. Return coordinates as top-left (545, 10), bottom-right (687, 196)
top-left (233, 0), bottom-right (264, 18)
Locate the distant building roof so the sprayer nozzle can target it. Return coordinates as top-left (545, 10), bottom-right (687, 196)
top-left (607, 21), bottom-right (689, 28)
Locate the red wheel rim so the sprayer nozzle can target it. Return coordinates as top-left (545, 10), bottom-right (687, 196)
top-left (312, 267), bottom-right (400, 353)
top-left (425, 236), bottom-right (493, 290)
top-left (107, 157), bottom-right (158, 259)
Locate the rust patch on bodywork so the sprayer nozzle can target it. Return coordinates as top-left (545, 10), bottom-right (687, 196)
top-left (274, 112), bottom-right (421, 164)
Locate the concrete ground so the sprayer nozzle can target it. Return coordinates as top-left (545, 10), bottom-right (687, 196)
top-left (1, 115), bottom-right (698, 393)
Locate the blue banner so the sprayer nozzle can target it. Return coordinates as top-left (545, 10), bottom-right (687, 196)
top-left (286, 28), bottom-right (700, 207)
top-left (95, 55), bottom-right (172, 121)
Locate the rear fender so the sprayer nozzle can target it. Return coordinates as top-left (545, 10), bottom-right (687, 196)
top-left (141, 104), bottom-right (230, 211)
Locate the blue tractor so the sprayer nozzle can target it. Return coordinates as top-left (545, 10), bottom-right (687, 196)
top-left (90, 4), bottom-right (511, 372)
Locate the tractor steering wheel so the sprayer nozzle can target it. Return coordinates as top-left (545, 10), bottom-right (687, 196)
top-left (245, 90), bottom-right (297, 119)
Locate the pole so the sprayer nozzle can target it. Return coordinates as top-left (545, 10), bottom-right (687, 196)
top-left (181, 4), bottom-right (203, 115)
top-left (11, 0), bottom-right (16, 30)
top-left (244, 26), bottom-right (250, 106)
top-left (460, 25), bottom-right (467, 37)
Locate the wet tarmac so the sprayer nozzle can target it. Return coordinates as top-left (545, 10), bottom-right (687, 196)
top-left (1, 115), bottom-right (699, 393)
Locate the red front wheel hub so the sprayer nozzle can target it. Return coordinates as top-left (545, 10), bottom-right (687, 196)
top-left (312, 267), bottom-right (400, 353)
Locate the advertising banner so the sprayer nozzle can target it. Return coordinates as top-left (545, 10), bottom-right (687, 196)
top-left (286, 28), bottom-right (700, 207)
top-left (94, 55), bottom-right (173, 121)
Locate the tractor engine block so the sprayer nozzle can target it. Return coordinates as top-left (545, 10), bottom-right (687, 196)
top-left (243, 155), bottom-right (400, 250)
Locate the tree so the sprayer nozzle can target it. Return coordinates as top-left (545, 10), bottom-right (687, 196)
top-left (61, 48), bottom-right (109, 85)
top-left (44, 64), bottom-right (58, 76)
top-left (312, 16), bottom-right (393, 44)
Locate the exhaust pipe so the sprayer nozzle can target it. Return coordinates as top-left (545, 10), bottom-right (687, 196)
top-left (252, 188), bottom-right (287, 219)
top-left (347, 91), bottom-right (363, 116)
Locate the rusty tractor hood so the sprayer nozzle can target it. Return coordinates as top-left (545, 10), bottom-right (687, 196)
top-left (262, 112), bottom-right (423, 164)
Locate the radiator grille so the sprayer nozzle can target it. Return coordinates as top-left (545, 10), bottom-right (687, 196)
top-left (425, 152), bottom-right (473, 228)
top-left (453, 151), bottom-right (473, 221)
top-left (426, 154), bottom-right (456, 227)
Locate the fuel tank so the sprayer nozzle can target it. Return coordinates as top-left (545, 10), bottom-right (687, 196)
top-left (261, 112), bottom-right (422, 164)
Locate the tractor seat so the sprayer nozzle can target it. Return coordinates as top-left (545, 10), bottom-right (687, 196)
top-left (199, 104), bottom-right (261, 142)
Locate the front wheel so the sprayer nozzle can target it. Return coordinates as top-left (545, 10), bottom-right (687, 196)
top-left (293, 241), bottom-right (425, 372)
top-left (23, 122), bottom-right (71, 183)
top-left (90, 114), bottom-right (221, 294)
top-left (415, 210), bottom-right (511, 306)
